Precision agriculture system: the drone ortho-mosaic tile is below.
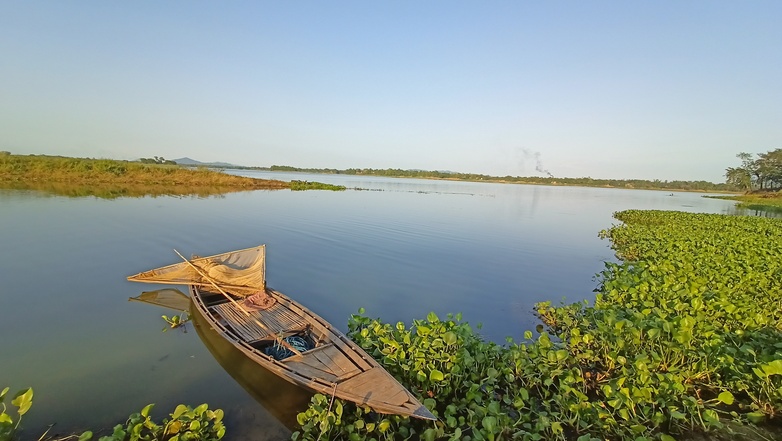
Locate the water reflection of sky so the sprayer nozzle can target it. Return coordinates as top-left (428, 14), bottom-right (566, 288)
top-left (0, 178), bottom-right (757, 438)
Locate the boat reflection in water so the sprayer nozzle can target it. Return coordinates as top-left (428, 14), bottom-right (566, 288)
top-left (190, 300), bottom-right (313, 429)
top-left (130, 289), bottom-right (312, 431)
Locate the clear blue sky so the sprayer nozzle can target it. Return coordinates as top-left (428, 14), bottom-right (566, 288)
top-left (2, 1), bottom-right (780, 182)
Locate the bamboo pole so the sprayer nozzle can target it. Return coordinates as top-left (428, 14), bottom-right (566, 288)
top-left (262, 244), bottom-right (266, 292)
top-left (173, 249), bottom-right (302, 358)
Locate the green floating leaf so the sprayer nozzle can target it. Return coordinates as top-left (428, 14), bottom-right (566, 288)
top-left (78, 431), bottom-right (93, 441)
top-left (11, 388), bottom-right (33, 416)
top-left (430, 369), bottom-right (445, 382)
top-left (422, 428), bottom-right (437, 441)
top-left (486, 368), bottom-right (499, 379)
top-left (172, 404), bottom-right (188, 419)
top-left (194, 403), bottom-right (208, 416)
top-left (746, 412), bottom-right (765, 424)
top-left (141, 403), bottom-right (154, 418)
top-left (630, 424), bottom-right (646, 434)
top-left (761, 360), bottom-right (782, 377)
top-left (111, 424), bottom-right (126, 438)
top-left (482, 415), bottom-right (497, 433)
top-left (717, 391), bottom-right (734, 405)
top-left (335, 401), bottom-right (343, 418)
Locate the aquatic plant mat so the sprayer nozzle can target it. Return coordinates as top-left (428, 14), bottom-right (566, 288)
top-left (293, 210), bottom-right (782, 441)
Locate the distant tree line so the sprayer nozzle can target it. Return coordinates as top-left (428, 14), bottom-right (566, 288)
top-left (725, 149), bottom-right (782, 192)
top-left (268, 165), bottom-right (737, 192)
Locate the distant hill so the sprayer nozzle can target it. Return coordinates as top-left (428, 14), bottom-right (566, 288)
top-left (173, 157), bottom-right (237, 167)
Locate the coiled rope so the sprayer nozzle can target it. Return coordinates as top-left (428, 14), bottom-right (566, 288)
top-left (264, 335), bottom-right (312, 360)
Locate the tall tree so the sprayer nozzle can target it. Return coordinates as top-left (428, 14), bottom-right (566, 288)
top-left (757, 148), bottom-right (782, 190)
top-left (725, 166), bottom-right (752, 191)
top-left (726, 149), bottom-right (782, 191)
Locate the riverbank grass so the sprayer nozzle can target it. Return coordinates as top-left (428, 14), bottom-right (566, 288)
top-left (706, 192), bottom-right (782, 209)
top-left (0, 154), bottom-right (287, 188)
top-left (0, 154), bottom-right (345, 196)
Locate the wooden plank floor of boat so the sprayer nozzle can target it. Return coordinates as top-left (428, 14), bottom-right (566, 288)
top-left (281, 345), bottom-right (360, 381)
top-left (338, 368), bottom-right (411, 406)
top-left (209, 300), bottom-right (308, 342)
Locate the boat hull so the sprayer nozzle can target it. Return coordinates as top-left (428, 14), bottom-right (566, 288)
top-left (190, 285), bottom-right (435, 420)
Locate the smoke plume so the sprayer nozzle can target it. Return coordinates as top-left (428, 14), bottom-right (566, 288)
top-left (520, 148), bottom-right (554, 178)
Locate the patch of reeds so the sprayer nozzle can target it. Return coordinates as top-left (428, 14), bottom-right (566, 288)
top-left (288, 180), bottom-right (346, 191)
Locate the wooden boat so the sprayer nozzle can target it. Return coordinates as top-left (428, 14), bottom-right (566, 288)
top-left (127, 245), bottom-right (435, 420)
top-left (131, 288), bottom-right (312, 429)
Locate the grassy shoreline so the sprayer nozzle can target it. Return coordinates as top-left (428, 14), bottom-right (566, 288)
top-left (0, 154), bottom-right (345, 197)
top-left (706, 193), bottom-right (782, 209)
top-left (0, 154), bottom-right (288, 187)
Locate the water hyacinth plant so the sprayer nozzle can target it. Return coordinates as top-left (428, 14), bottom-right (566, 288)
top-left (161, 313), bottom-right (191, 332)
top-left (293, 210), bottom-right (782, 441)
top-left (0, 387), bottom-right (33, 441)
top-left (0, 388), bottom-right (224, 441)
top-left (93, 403), bottom-right (225, 441)
top-left (288, 180), bottom-right (346, 191)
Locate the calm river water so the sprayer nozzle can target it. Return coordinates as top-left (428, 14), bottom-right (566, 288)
top-left (0, 173), bottom-right (753, 439)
